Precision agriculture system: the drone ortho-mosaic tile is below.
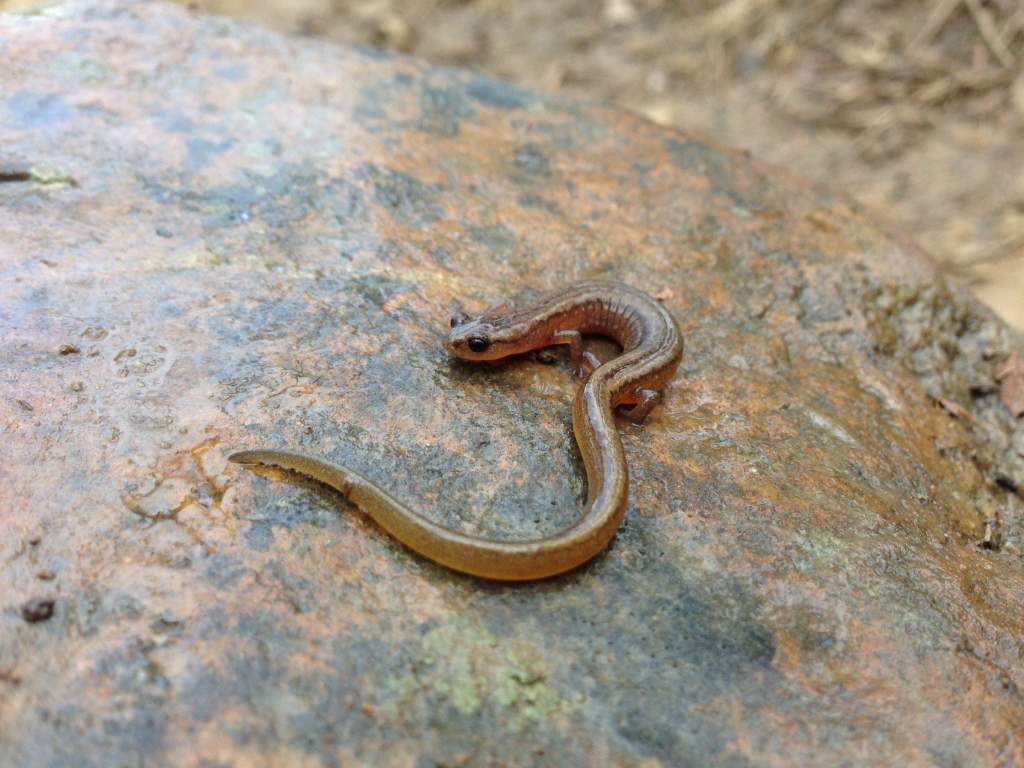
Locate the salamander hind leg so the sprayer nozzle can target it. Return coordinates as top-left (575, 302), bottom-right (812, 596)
top-left (619, 388), bottom-right (662, 424)
top-left (577, 351), bottom-right (601, 378)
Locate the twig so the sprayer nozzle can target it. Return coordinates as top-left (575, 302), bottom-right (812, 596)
top-left (1004, 8), bottom-right (1024, 47)
top-left (964, 0), bottom-right (1016, 67)
top-left (848, 107), bottom-right (895, 155)
top-left (960, 232), bottom-right (1024, 267)
top-left (912, 0), bottom-right (963, 48)
top-left (697, 0), bottom-right (777, 39)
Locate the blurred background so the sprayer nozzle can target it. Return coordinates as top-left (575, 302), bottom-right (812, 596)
top-left (6, 0), bottom-right (1022, 328)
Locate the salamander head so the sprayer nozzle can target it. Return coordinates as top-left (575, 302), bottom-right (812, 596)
top-left (445, 310), bottom-right (527, 361)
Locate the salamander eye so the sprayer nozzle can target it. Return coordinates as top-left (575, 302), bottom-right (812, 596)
top-left (467, 336), bottom-right (490, 353)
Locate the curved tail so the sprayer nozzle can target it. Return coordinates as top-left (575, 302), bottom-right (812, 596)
top-left (228, 383), bottom-right (628, 581)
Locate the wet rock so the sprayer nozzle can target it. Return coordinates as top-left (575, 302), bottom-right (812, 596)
top-left (122, 477), bottom-right (194, 521)
top-left (1, 1), bottom-right (1022, 766)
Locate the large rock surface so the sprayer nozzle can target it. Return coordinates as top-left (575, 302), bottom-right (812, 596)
top-left (2, 2), bottom-right (1023, 765)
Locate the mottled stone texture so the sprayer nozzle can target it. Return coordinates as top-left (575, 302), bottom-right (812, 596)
top-left (1, 2), bottom-right (1023, 766)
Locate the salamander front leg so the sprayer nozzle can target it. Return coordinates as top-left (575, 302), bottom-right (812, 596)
top-left (619, 388), bottom-right (661, 424)
top-left (552, 330), bottom-right (600, 378)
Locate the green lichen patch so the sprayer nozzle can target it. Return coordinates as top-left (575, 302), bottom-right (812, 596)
top-left (382, 614), bottom-right (578, 730)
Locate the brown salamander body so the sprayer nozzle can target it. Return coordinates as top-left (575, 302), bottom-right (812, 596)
top-left (230, 281), bottom-right (683, 581)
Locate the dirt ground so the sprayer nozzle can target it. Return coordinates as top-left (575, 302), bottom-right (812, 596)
top-left (7, 0), bottom-right (1023, 327)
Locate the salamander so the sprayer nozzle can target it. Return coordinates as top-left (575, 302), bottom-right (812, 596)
top-left (229, 281), bottom-right (683, 581)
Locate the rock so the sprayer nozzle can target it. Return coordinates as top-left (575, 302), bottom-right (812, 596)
top-left (1, 1), bottom-right (1023, 765)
